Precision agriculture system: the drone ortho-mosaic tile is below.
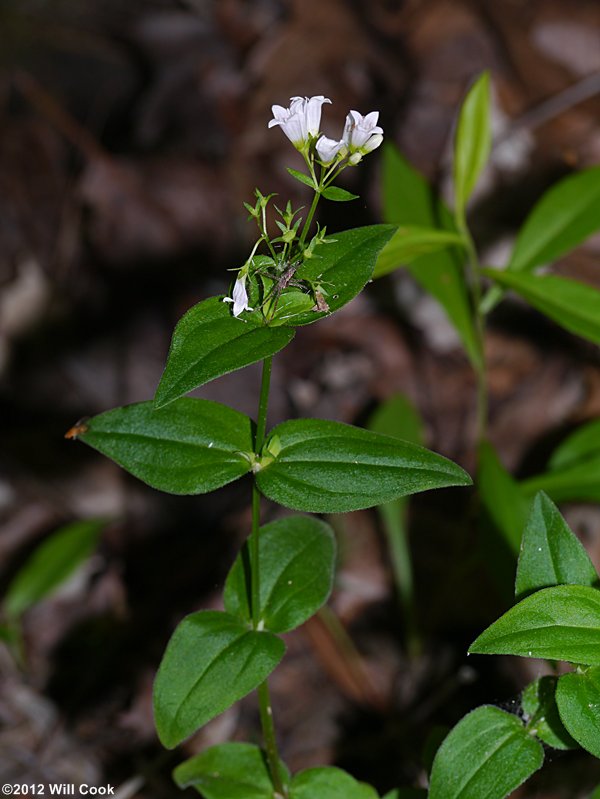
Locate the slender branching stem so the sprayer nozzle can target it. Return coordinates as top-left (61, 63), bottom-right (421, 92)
top-left (250, 356), bottom-right (287, 797)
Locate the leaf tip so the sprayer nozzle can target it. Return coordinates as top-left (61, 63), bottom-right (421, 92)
top-left (64, 418), bottom-right (90, 440)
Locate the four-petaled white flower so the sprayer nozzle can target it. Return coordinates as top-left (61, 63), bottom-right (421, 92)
top-left (343, 110), bottom-right (384, 157)
top-left (224, 275), bottom-right (252, 317)
top-left (315, 135), bottom-right (347, 165)
top-left (268, 95), bottom-right (331, 149)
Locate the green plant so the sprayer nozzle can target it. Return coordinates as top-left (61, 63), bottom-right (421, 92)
top-left (67, 76), bottom-right (600, 796)
top-left (1, 518), bottom-right (104, 665)
top-left (375, 72), bottom-right (600, 796)
top-left (68, 96), bottom-right (471, 798)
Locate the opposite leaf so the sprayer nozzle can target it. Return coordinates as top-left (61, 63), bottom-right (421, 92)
top-left (470, 584), bottom-right (600, 665)
top-left (77, 399), bottom-right (253, 495)
top-left (256, 419), bottom-right (472, 513)
top-left (484, 269), bottom-right (600, 347)
top-left (173, 742), bottom-right (289, 799)
top-left (509, 166), bottom-right (600, 274)
top-left (453, 72), bottom-right (492, 219)
top-left (153, 610), bottom-right (285, 749)
top-left (290, 767), bottom-right (378, 799)
top-left (428, 705), bottom-right (543, 799)
top-left (291, 225), bottom-right (396, 326)
top-left (515, 492), bottom-right (598, 600)
top-left (154, 297), bottom-right (294, 408)
top-left (521, 676), bottom-right (577, 750)
top-left (224, 515), bottom-right (336, 633)
top-left (379, 144), bottom-right (481, 370)
top-left (556, 667), bottom-right (600, 759)
top-left (320, 186), bottom-right (359, 202)
top-left (4, 519), bottom-right (104, 619)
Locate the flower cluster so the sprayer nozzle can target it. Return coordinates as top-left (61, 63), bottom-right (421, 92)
top-left (269, 95), bottom-right (383, 164)
top-left (224, 95), bottom-right (384, 319)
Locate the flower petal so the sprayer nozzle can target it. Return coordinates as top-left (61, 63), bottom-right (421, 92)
top-left (316, 135), bottom-right (346, 164)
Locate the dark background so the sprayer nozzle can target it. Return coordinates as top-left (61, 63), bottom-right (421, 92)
top-left (1, 1), bottom-right (600, 796)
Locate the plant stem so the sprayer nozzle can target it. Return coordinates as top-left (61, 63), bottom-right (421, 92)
top-left (298, 189), bottom-right (321, 248)
top-left (251, 354), bottom-right (272, 628)
top-left (250, 356), bottom-right (287, 797)
top-left (257, 681), bottom-right (285, 797)
top-left (458, 216), bottom-right (488, 444)
top-left (378, 500), bottom-right (420, 657)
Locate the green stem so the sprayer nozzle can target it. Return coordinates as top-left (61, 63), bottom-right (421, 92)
top-left (251, 355), bottom-right (271, 628)
top-left (458, 215), bottom-right (488, 444)
top-left (379, 501), bottom-right (420, 657)
top-left (298, 188), bottom-right (321, 248)
top-left (250, 356), bottom-right (286, 797)
top-left (257, 681), bottom-right (286, 797)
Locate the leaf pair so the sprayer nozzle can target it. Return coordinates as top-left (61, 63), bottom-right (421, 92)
top-left (430, 494), bottom-right (600, 799)
top-left (483, 165), bottom-right (600, 312)
top-left (175, 746), bottom-right (378, 799)
top-left (154, 515), bottom-right (335, 749)
top-left (77, 398), bottom-right (471, 513)
top-left (471, 492), bottom-right (600, 663)
top-left (467, 492), bottom-right (600, 767)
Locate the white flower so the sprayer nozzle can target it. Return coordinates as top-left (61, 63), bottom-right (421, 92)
top-left (343, 110), bottom-right (384, 154)
top-left (224, 275), bottom-right (252, 317)
top-left (315, 135), bottom-right (347, 164)
top-left (268, 95), bottom-right (331, 149)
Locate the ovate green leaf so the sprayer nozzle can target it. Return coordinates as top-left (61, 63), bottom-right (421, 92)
top-left (4, 519), bottom-right (104, 619)
top-left (153, 611), bottom-right (284, 748)
top-left (453, 72), bottom-right (492, 218)
top-left (556, 667), bottom-right (600, 758)
top-left (470, 585), bottom-right (600, 665)
top-left (256, 419), bottom-right (472, 513)
top-left (173, 742), bottom-right (289, 799)
top-left (290, 767), bottom-right (378, 799)
top-left (154, 297), bottom-right (294, 408)
top-left (509, 167), bottom-right (600, 274)
top-left (379, 144), bottom-right (480, 369)
top-left (373, 227), bottom-right (464, 278)
top-left (224, 515), bottom-right (336, 633)
top-left (521, 676), bottom-right (577, 750)
top-left (287, 168), bottom-right (315, 189)
top-left (429, 705), bottom-right (543, 799)
top-left (515, 492), bottom-right (598, 600)
top-left (291, 225), bottom-right (396, 326)
top-left (77, 399), bottom-right (253, 495)
top-left (320, 186), bottom-right (359, 202)
top-left (484, 269), bottom-right (600, 347)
